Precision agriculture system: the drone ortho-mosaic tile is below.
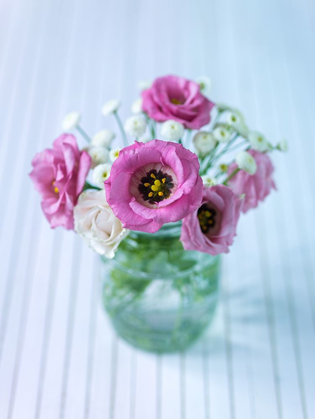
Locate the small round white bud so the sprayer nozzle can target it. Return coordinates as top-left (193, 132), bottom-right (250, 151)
top-left (235, 151), bottom-right (257, 175)
top-left (278, 139), bottom-right (288, 152)
top-left (195, 76), bottom-right (212, 96)
top-left (161, 120), bottom-right (184, 142)
top-left (62, 111), bottom-right (81, 130)
top-left (201, 175), bottom-right (217, 187)
top-left (109, 147), bottom-right (120, 162)
top-left (193, 131), bottom-right (217, 154)
top-left (124, 115), bottom-right (147, 137)
top-left (88, 147), bottom-right (109, 168)
top-left (102, 99), bottom-right (121, 116)
top-left (93, 163), bottom-right (111, 188)
top-left (91, 130), bottom-right (115, 148)
top-left (248, 131), bottom-right (269, 152)
top-left (131, 98), bottom-right (143, 114)
top-left (213, 126), bottom-right (230, 143)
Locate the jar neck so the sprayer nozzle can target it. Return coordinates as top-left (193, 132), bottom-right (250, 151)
top-left (128, 221), bottom-right (182, 240)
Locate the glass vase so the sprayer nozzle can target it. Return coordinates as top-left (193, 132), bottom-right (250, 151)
top-left (100, 222), bottom-right (220, 353)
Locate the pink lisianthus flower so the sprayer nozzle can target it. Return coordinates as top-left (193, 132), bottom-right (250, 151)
top-left (141, 75), bottom-right (214, 130)
top-left (29, 134), bottom-right (91, 230)
top-left (180, 185), bottom-right (243, 256)
top-left (104, 140), bottom-right (203, 233)
top-left (228, 150), bottom-right (276, 213)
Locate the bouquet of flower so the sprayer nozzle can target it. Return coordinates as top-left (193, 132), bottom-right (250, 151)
top-left (30, 75), bottom-right (286, 259)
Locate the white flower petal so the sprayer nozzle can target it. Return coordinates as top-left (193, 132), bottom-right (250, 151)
top-left (235, 151), bottom-right (257, 175)
top-left (161, 120), bottom-right (184, 142)
top-left (102, 99), bottom-right (121, 115)
top-left (193, 131), bottom-right (217, 154)
top-left (92, 130), bottom-right (115, 148)
top-left (62, 111), bottom-right (81, 130)
top-left (124, 115), bottom-right (147, 137)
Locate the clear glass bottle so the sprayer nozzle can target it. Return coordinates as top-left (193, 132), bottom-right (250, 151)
top-left (101, 222), bottom-right (220, 353)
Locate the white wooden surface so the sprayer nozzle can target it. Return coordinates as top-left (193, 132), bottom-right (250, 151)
top-left (0, 0), bottom-right (315, 417)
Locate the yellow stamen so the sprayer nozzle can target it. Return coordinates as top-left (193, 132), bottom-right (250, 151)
top-left (54, 186), bottom-right (59, 194)
top-left (150, 173), bottom-right (156, 179)
top-left (171, 98), bottom-right (182, 105)
top-left (162, 178), bottom-right (166, 183)
top-left (144, 183), bottom-right (150, 187)
top-left (158, 191), bottom-right (164, 197)
top-left (205, 210), bottom-right (211, 217)
top-left (209, 219), bottom-right (214, 225)
top-left (148, 192), bottom-right (153, 197)
top-left (151, 185), bottom-right (159, 192)
top-left (154, 179), bottom-right (161, 187)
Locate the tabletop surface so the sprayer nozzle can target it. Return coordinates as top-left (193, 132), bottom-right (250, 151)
top-left (0, 0), bottom-right (315, 418)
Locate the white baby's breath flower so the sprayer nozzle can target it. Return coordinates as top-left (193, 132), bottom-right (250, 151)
top-left (277, 139), bottom-right (288, 152)
top-left (131, 98), bottom-right (143, 114)
top-left (124, 115), bottom-right (147, 137)
top-left (74, 190), bottom-right (129, 259)
top-left (193, 131), bottom-right (217, 154)
top-left (235, 151), bottom-right (257, 175)
top-left (137, 80), bottom-right (151, 91)
top-left (62, 111), bottom-right (81, 130)
top-left (216, 103), bottom-right (244, 119)
top-left (102, 99), bottom-right (121, 116)
top-left (139, 133), bottom-right (152, 143)
top-left (92, 129), bottom-right (115, 148)
top-left (201, 175), bottom-right (217, 187)
top-left (88, 147), bottom-right (109, 168)
top-left (248, 131), bottom-right (269, 152)
top-left (213, 126), bottom-right (230, 143)
top-left (93, 163), bottom-right (111, 188)
top-left (109, 147), bottom-right (120, 162)
top-left (225, 111), bottom-right (249, 137)
top-left (196, 76), bottom-right (212, 96)
top-left (161, 120), bottom-right (184, 142)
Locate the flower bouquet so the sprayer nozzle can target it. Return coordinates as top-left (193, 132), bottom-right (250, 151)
top-left (30, 75), bottom-right (286, 352)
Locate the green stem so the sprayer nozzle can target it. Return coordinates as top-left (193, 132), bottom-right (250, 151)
top-left (222, 168), bottom-right (240, 185)
top-left (76, 125), bottom-right (91, 143)
top-left (82, 181), bottom-right (102, 192)
top-left (210, 134), bottom-right (239, 165)
top-left (113, 111), bottom-right (129, 147)
top-left (150, 120), bottom-right (156, 139)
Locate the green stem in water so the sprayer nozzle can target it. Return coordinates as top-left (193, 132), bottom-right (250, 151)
top-left (76, 125), bottom-right (91, 143)
top-left (82, 181), bottom-right (102, 192)
top-left (223, 168), bottom-right (240, 185)
top-left (113, 111), bottom-right (128, 147)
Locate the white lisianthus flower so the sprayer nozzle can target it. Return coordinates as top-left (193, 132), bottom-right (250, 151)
top-left (248, 131), bottom-right (269, 152)
top-left (88, 147), bottom-right (109, 168)
top-left (102, 99), bottom-right (121, 115)
top-left (235, 151), bottom-right (257, 175)
top-left (213, 126), bottom-right (230, 143)
top-left (93, 163), bottom-right (111, 188)
top-left (137, 80), bottom-right (151, 91)
top-left (201, 175), bottom-right (217, 187)
top-left (124, 115), bottom-right (147, 137)
top-left (193, 131), bottom-right (217, 154)
top-left (62, 111), bottom-right (81, 130)
top-left (131, 98), bottom-right (143, 114)
top-left (92, 130), bottom-right (115, 148)
top-left (161, 120), bottom-right (184, 142)
top-left (109, 147), bottom-right (120, 162)
top-left (74, 190), bottom-right (129, 258)
top-left (195, 76), bottom-right (212, 96)
top-left (277, 139), bottom-right (288, 152)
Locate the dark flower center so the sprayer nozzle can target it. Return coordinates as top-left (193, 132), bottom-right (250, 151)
top-left (170, 98), bottom-right (184, 105)
top-left (197, 204), bottom-right (217, 234)
top-left (138, 169), bottom-right (174, 204)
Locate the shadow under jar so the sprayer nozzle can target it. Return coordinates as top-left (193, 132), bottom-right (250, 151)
top-left (101, 222), bottom-right (220, 353)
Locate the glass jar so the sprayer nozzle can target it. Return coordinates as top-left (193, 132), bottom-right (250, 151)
top-left (101, 222), bottom-right (220, 353)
